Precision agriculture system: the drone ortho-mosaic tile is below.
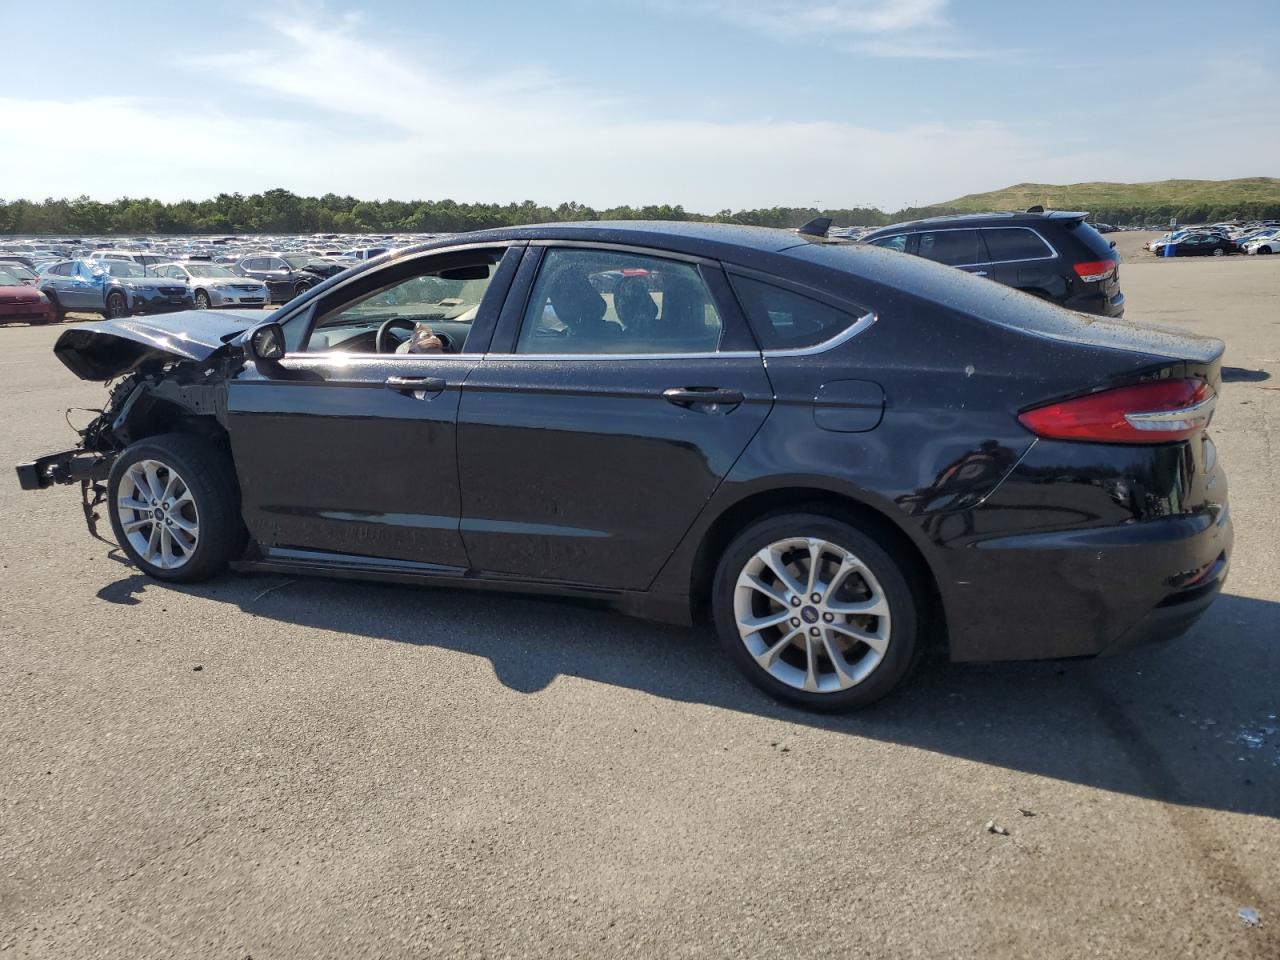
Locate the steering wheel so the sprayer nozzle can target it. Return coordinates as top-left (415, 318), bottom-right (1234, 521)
top-left (375, 317), bottom-right (417, 353)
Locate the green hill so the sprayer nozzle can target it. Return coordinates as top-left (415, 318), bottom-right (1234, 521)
top-left (926, 178), bottom-right (1280, 224)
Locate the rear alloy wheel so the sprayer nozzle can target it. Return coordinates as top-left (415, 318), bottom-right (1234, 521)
top-left (105, 291), bottom-right (129, 318)
top-left (194, 290), bottom-right (211, 310)
top-left (107, 434), bottom-right (244, 583)
top-left (712, 513), bottom-right (921, 710)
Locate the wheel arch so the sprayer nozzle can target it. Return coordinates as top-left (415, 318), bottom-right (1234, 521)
top-left (111, 379), bottom-right (232, 451)
top-left (685, 483), bottom-right (946, 648)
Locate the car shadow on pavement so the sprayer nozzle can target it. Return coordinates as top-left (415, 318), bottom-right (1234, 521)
top-left (99, 571), bottom-right (1280, 818)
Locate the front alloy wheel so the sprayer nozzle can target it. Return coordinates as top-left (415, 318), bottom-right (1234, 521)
top-left (116, 459), bottom-right (200, 571)
top-left (712, 513), bottom-right (921, 710)
top-left (105, 291), bottom-right (129, 318)
top-left (194, 290), bottom-right (211, 309)
top-left (107, 433), bottom-right (244, 583)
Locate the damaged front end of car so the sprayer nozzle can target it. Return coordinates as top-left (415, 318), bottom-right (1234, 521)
top-left (14, 311), bottom-right (265, 534)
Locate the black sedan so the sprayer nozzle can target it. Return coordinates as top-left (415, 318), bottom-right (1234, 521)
top-left (231, 253), bottom-right (350, 303)
top-left (1152, 233), bottom-right (1240, 257)
top-left (16, 223), bottom-right (1231, 710)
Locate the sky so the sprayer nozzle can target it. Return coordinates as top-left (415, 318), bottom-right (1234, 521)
top-left (1, 0), bottom-right (1277, 211)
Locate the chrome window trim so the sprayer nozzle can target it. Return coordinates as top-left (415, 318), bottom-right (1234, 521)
top-left (480, 350), bottom-right (760, 361)
top-left (283, 352), bottom-right (481, 364)
top-left (761, 310), bottom-right (878, 358)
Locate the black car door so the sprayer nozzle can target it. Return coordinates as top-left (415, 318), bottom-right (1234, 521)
top-left (455, 244), bottom-right (774, 591)
top-left (980, 226), bottom-right (1060, 295)
top-left (226, 244), bottom-right (521, 570)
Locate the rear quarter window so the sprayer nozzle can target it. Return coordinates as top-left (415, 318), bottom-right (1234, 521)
top-left (982, 228), bottom-right (1054, 262)
top-left (730, 275), bottom-right (868, 351)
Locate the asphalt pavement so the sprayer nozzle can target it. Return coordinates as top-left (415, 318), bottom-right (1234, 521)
top-left (2, 246), bottom-right (1277, 958)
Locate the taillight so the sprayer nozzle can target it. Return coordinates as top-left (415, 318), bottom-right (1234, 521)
top-left (1018, 379), bottom-right (1215, 444)
top-left (1073, 259), bottom-right (1116, 282)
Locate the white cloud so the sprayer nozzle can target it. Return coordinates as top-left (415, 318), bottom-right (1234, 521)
top-left (650, 0), bottom-right (1002, 59)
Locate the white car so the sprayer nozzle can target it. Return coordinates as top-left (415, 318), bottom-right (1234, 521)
top-left (1243, 232), bottom-right (1280, 255)
top-left (154, 262), bottom-right (270, 309)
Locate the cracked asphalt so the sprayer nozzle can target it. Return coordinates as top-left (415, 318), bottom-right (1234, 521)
top-left (2, 237), bottom-right (1278, 958)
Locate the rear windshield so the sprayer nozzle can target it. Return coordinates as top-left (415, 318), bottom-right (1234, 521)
top-left (1069, 221), bottom-right (1118, 260)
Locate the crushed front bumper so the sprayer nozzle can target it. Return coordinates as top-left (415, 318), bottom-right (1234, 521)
top-left (16, 449), bottom-right (111, 490)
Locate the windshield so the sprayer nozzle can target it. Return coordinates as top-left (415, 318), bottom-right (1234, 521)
top-left (185, 264), bottom-right (237, 278)
top-left (0, 269), bottom-right (25, 285)
top-left (0, 264), bottom-right (37, 282)
top-left (105, 262), bottom-right (147, 278)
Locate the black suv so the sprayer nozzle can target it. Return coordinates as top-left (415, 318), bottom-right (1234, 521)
top-left (859, 210), bottom-right (1124, 317)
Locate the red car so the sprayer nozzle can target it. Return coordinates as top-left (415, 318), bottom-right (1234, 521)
top-left (0, 266), bottom-right (56, 324)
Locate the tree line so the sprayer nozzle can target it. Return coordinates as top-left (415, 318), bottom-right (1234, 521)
top-left (0, 190), bottom-right (890, 236)
top-left (2, 189), bottom-right (1277, 236)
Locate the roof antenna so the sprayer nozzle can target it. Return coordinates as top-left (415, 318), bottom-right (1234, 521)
top-left (1025, 204), bottom-right (1045, 214)
top-left (797, 216), bottom-right (832, 239)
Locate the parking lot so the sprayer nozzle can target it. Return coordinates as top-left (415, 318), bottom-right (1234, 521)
top-left (2, 240), bottom-right (1278, 958)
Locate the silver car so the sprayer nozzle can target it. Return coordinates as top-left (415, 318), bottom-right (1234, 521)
top-left (155, 262), bottom-right (270, 309)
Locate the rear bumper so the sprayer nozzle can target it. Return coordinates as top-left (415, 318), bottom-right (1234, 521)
top-left (1066, 288), bottom-right (1124, 317)
top-left (941, 504), bottom-right (1232, 662)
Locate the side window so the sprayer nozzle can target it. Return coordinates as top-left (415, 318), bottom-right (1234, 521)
top-left (730, 275), bottom-right (867, 351)
top-left (869, 234), bottom-right (908, 252)
top-left (515, 248), bottom-right (722, 355)
top-left (269, 258), bottom-right (288, 270)
top-left (916, 230), bottom-right (986, 266)
top-left (247, 258), bottom-right (268, 271)
top-left (982, 228), bottom-right (1053, 262)
top-left (51, 262), bottom-right (72, 277)
top-left (302, 253), bottom-right (502, 355)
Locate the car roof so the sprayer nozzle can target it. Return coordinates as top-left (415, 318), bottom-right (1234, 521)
top-left (388, 220), bottom-right (809, 260)
top-left (862, 211), bottom-right (1090, 236)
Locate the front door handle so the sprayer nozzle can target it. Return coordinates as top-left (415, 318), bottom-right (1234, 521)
top-left (385, 375), bottom-right (446, 397)
top-left (971, 270), bottom-right (988, 277)
top-left (663, 386), bottom-right (744, 409)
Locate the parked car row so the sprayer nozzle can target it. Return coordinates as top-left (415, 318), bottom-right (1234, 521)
top-left (1145, 220), bottom-right (1280, 256)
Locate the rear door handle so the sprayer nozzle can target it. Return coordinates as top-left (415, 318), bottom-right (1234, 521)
top-left (663, 386), bottom-right (744, 408)
top-left (385, 375), bottom-right (446, 397)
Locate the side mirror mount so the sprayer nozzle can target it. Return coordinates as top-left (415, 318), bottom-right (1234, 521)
top-left (248, 322), bottom-right (286, 363)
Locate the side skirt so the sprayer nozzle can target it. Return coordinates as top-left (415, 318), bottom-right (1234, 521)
top-left (230, 546), bottom-right (693, 625)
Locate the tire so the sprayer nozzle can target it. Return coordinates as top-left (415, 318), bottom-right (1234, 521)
top-left (107, 433), bottom-right (245, 583)
top-left (711, 512), bottom-right (923, 711)
top-left (293, 280), bottom-right (312, 299)
top-left (194, 289), bottom-right (211, 310)
top-left (1212, 247), bottom-right (1225, 257)
top-left (1259, 246), bottom-right (1273, 255)
top-left (104, 291), bottom-right (129, 319)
